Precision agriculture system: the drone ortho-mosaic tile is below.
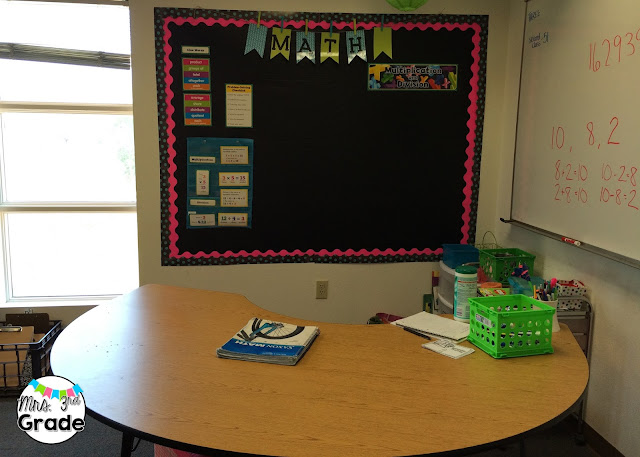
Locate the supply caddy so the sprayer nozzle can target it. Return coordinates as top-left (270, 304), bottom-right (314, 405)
top-left (478, 248), bottom-right (536, 285)
top-left (467, 294), bottom-right (555, 359)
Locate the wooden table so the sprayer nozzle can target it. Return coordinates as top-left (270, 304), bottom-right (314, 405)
top-left (50, 284), bottom-right (589, 457)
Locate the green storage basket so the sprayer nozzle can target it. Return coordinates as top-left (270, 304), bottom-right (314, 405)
top-left (468, 295), bottom-right (555, 359)
top-left (478, 248), bottom-right (536, 285)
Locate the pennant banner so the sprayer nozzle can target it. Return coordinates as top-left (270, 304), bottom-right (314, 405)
top-left (27, 379), bottom-right (83, 399)
top-left (374, 27), bottom-right (393, 59)
top-left (296, 32), bottom-right (316, 63)
top-left (244, 23), bottom-right (268, 57)
top-left (270, 28), bottom-right (292, 60)
top-left (345, 30), bottom-right (367, 63)
top-left (320, 32), bottom-right (340, 63)
top-left (245, 25), bottom-right (394, 64)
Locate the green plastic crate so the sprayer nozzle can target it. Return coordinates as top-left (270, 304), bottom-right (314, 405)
top-left (468, 295), bottom-right (555, 359)
top-left (478, 248), bottom-right (535, 285)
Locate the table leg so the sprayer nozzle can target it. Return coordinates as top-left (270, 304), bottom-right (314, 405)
top-left (120, 432), bottom-right (134, 457)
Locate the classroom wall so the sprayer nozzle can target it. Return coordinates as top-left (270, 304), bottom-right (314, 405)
top-left (130, 0), bottom-right (509, 322)
top-left (497, 2), bottom-right (639, 456)
top-left (131, 0), bottom-right (639, 455)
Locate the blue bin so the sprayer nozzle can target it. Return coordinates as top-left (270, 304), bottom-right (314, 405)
top-left (442, 244), bottom-right (479, 269)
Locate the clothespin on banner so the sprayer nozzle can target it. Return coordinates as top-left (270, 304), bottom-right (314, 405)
top-left (257, 11), bottom-right (261, 27)
top-left (330, 19), bottom-right (333, 37)
top-left (353, 19), bottom-right (357, 33)
top-left (305, 18), bottom-right (309, 35)
top-left (281, 16), bottom-right (284, 31)
top-left (381, 14), bottom-right (385, 30)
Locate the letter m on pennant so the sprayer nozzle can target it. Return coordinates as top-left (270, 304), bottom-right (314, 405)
top-left (270, 28), bottom-right (292, 60)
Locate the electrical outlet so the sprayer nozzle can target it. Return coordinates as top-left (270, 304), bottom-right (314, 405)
top-left (315, 280), bottom-right (329, 299)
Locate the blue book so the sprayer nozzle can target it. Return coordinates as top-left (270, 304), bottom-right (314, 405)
top-left (216, 318), bottom-right (320, 365)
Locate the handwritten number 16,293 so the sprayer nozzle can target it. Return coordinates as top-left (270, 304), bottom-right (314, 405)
top-left (589, 29), bottom-right (640, 72)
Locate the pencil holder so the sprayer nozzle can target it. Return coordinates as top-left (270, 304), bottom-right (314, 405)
top-left (468, 295), bottom-right (555, 359)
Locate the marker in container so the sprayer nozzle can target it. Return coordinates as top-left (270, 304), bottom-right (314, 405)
top-left (561, 236), bottom-right (581, 246)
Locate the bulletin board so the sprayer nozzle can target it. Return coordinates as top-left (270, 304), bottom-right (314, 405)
top-left (154, 8), bottom-right (488, 265)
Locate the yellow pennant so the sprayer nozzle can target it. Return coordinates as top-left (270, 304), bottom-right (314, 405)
top-left (320, 32), bottom-right (340, 63)
top-left (373, 27), bottom-right (393, 59)
top-left (270, 28), bottom-right (292, 60)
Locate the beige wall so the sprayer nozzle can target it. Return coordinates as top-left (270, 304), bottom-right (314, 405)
top-left (130, 0), bottom-right (509, 323)
top-left (129, 0), bottom-right (639, 456)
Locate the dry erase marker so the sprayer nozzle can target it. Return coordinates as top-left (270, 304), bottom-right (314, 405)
top-left (561, 236), bottom-right (581, 246)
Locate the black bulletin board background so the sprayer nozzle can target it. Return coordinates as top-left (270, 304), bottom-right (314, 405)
top-left (155, 9), bottom-right (488, 265)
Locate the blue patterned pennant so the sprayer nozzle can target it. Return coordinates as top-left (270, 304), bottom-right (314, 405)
top-left (345, 30), bottom-right (367, 63)
top-left (244, 23), bottom-right (268, 57)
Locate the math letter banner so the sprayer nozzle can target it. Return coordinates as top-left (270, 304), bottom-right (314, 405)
top-left (368, 64), bottom-right (458, 91)
top-left (373, 27), bottom-right (392, 59)
top-left (296, 32), bottom-right (316, 64)
top-left (244, 23), bottom-right (268, 57)
top-left (345, 30), bottom-right (367, 63)
top-left (270, 28), bottom-right (292, 60)
top-left (320, 33), bottom-right (340, 63)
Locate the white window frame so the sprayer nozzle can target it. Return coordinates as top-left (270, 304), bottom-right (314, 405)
top-left (0, 0), bottom-right (136, 304)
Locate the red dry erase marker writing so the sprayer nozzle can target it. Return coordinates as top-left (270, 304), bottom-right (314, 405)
top-left (561, 236), bottom-right (581, 246)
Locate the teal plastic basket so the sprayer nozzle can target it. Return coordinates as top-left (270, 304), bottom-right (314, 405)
top-left (467, 295), bottom-right (555, 359)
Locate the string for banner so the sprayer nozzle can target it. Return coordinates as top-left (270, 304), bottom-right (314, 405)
top-left (257, 11), bottom-right (261, 28)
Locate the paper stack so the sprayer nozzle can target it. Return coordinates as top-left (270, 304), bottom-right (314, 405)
top-left (392, 311), bottom-right (470, 342)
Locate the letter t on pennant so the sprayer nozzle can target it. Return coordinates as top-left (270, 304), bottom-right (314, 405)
top-left (320, 32), bottom-right (340, 63)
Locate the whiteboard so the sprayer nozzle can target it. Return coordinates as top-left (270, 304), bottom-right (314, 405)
top-left (512, 0), bottom-right (640, 264)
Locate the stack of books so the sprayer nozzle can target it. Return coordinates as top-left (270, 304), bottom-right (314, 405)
top-left (216, 317), bottom-right (320, 366)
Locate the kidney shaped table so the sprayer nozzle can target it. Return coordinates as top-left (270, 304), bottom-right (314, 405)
top-left (51, 284), bottom-right (589, 457)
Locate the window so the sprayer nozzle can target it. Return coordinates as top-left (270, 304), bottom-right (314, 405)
top-left (0, 0), bottom-right (138, 301)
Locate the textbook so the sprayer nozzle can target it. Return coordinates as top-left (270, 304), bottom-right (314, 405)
top-left (216, 318), bottom-right (320, 366)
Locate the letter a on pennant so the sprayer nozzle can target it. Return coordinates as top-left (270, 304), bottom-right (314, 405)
top-left (320, 32), bottom-right (340, 63)
top-left (271, 28), bottom-right (292, 60)
top-left (296, 32), bottom-right (316, 63)
top-left (373, 27), bottom-right (393, 59)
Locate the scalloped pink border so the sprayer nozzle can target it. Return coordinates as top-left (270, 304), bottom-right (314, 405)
top-left (162, 17), bottom-right (481, 260)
